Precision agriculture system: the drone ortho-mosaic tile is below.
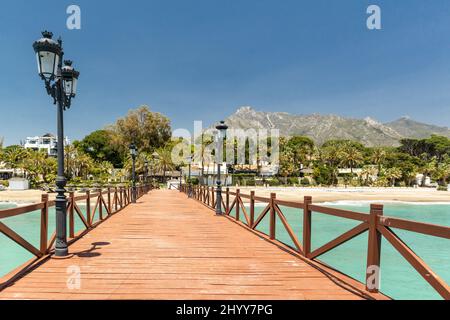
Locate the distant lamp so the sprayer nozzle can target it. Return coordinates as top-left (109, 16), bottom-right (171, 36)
top-left (216, 121), bottom-right (229, 141)
top-left (61, 60), bottom-right (80, 98)
top-left (33, 31), bottom-right (62, 82)
top-left (214, 121), bottom-right (228, 215)
top-left (129, 144), bottom-right (137, 157)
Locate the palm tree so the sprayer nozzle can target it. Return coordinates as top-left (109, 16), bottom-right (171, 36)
top-left (361, 166), bottom-right (377, 186)
top-left (371, 148), bottom-right (386, 176)
top-left (96, 161), bottom-right (114, 182)
top-left (65, 145), bottom-right (78, 179)
top-left (23, 149), bottom-right (47, 180)
top-left (385, 167), bottom-right (402, 187)
top-left (3, 146), bottom-right (28, 177)
top-left (421, 158), bottom-right (437, 186)
top-left (75, 153), bottom-right (94, 180)
top-left (319, 145), bottom-right (341, 185)
top-left (154, 148), bottom-right (175, 184)
top-left (339, 143), bottom-right (363, 175)
top-left (433, 162), bottom-right (450, 186)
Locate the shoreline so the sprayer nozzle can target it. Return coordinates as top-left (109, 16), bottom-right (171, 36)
top-left (1, 187), bottom-right (450, 205)
top-left (227, 186), bottom-right (450, 203)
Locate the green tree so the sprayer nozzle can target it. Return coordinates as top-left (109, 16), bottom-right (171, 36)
top-left (279, 146), bottom-right (296, 184)
top-left (286, 136), bottom-right (315, 173)
top-left (77, 130), bottom-right (123, 167)
top-left (313, 165), bottom-right (336, 186)
top-left (109, 105), bottom-right (172, 156)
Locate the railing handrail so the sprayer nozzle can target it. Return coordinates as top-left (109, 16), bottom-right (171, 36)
top-left (0, 184), bottom-right (152, 284)
top-left (182, 184), bottom-right (450, 300)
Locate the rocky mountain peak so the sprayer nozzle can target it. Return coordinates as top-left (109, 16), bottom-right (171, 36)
top-left (222, 107), bottom-right (450, 147)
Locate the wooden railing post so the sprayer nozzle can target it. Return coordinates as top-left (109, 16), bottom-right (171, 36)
top-left (235, 189), bottom-right (240, 221)
top-left (86, 190), bottom-right (91, 227)
top-left (128, 187), bottom-right (132, 203)
top-left (40, 194), bottom-right (49, 254)
top-left (119, 187), bottom-right (123, 208)
top-left (366, 204), bottom-right (384, 293)
top-left (303, 196), bottom-right (312, 257)
top-left (114, 187), bottom-right (118, 212)
top-left (107, 187), bottom-right (112, 214)
top-left (212, 187), bottom-right (215, 208)
top-left (98, 190), bottom-right (103, 221)
top-left (250, 191), bottom-right (255, 227)
top-left (69, 192), bottom-right (75, 238)
top-left (270, 193), bottom-right (276, 240)
top-left (226, 188), bottom-right (230, 214)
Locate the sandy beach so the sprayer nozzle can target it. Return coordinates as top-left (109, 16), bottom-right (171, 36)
top-left (1, 187), bottom-right (450, 206)
top-left (0, 190), bottom-right (58, 204)
top-left (228, 186), bottom-right (450, 203)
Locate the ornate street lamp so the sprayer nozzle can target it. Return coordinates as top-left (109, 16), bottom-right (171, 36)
top-left (61, 60), bottom-right (79, 103)
top-left (33, 31), bottom-right (80, 258)
top-left (215, 121), bottom-right (228, 215)
top-left (129, 144), bottom-right (138, 203)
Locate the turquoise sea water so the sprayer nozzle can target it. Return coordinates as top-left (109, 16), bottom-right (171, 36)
top-left (231, 201), bottom-right (450, 300)
top-left (1, 201), bottom-right (449, 300)
top-left (0, 201), bottom-right (100, 279)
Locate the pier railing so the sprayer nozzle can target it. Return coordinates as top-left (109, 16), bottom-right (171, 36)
top-left (0, 184), bottom-right (151, 271)
top-left (182, 185), bottom-right (450, 300)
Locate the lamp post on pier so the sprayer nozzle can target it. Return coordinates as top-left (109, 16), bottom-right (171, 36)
top-left (144, 160), bottom-right (149, 184)
top-left (129, 144), bottom-right (137, 203)
top-left (185, 155), bottom-right (193, 198)
top-left (33, 31), bottom-right (80, 258)
top-left (215, 121), bottom-right (228, 215)
top-left (152, 152), bottom-right (159, 186)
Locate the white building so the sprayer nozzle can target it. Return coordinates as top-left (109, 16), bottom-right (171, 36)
top-left (23, 134), bottom-right (70, 157)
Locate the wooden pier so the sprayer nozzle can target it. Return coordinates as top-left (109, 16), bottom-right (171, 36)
top-left (0, 186), bottom-right (449, 300)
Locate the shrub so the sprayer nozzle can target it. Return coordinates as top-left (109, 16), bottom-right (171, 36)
top-left (187, 177), bottom-right (199, 185)
top-left (263, 179), bottom-right (275, 186)
top-left (437, 186), bottom-right (448, 192)
top-left (300, 178), bottom-right (310, 186)
top-left (313, 165), bottom-right (335, 186)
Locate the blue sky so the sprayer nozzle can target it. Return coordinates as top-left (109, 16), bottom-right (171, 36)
top-left (1, 0), bottom-right (450, 145)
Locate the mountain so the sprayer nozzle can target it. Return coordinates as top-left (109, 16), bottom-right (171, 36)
top-left (385, 117), bottom-right (450, 140)
top-left (222, 107), bottom-right (450, 147)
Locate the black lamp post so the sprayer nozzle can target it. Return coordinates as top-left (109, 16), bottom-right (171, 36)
top-left (215, 121), bottom-right (228, 215)
top-left (185, 155), bottom-right (193, 198)
top-left (152, 152), bottom-right (159, 185)
top-left (144, 160), bottom-right (149, 184)
top-left (33, 31), bottom-right (80, 258)
top-left (129, 144), bottom-right (137, 203)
